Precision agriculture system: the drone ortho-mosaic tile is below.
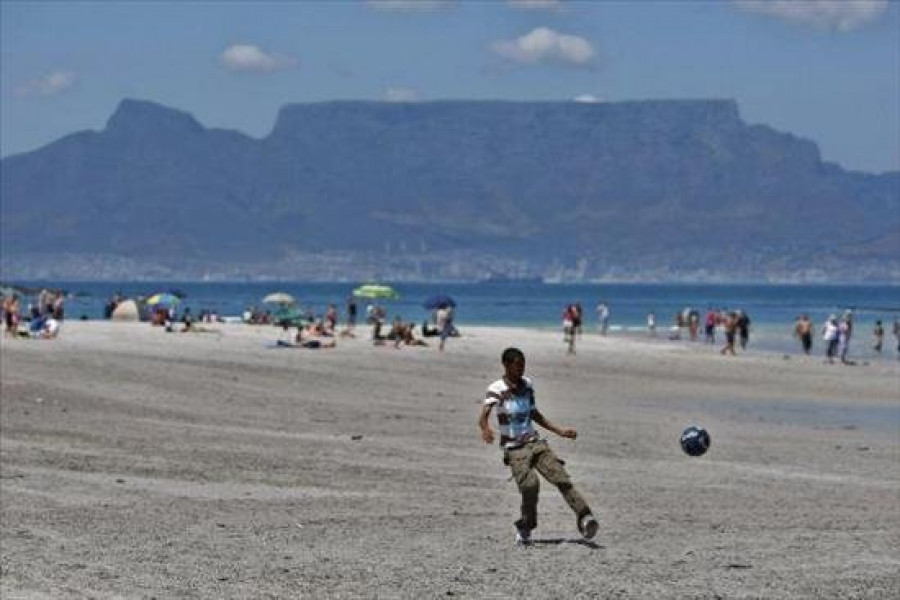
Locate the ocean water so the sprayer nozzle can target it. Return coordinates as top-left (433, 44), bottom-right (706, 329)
top-left (11, 281), bottom-right (900, 360)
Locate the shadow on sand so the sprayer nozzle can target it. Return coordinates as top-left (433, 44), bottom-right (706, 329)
top-left (530, 537), bottom-right (602, 550)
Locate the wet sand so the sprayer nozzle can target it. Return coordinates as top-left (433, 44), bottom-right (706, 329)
top-left (2, 322), bottom-right (898, 598)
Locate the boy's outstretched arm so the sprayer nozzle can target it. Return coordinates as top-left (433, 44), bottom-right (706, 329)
top-left (534, 410), bottom-right (577, 439)
top-left (478, 404), bottom-right (495, 444)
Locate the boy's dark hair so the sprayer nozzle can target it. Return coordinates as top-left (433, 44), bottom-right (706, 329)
top-left (501, 347), bottom-right (525, 365)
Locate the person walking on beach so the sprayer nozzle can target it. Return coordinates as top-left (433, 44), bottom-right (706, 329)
top-left (478, 347), bottom-right (599, 545)
top-left (794, 314), bottom-right (813, 355)
top-left (647, 311), bottom-right (656, 337)
top-left (872, 320), bottom-right (884, 354)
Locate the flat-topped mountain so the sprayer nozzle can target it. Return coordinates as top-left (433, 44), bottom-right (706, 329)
top-left (2, 98), bottom-right (897, 281)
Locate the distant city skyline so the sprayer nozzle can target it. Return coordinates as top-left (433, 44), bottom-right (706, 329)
top-left (2, 0), bottom-right (898, 173)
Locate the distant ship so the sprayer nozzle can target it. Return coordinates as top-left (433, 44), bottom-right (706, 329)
top-left (478, 273), bottom-right (544, 285)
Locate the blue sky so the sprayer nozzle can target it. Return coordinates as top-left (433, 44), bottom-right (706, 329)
top-left (2, 0), bottom-right (898, 172)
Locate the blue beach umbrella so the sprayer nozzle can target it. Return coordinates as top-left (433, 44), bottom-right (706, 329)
top-left (422, 295), bottom-right (456, 310)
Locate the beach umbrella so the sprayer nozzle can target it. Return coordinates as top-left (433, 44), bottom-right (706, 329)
top-left (262, 292), bottom-right (297, 305)
top-left (145, 292), bottom-right (180, 308)
top-left (422, 294), bottom-right (456, 310)
top-left (352, 284), bottom-right (399, 300)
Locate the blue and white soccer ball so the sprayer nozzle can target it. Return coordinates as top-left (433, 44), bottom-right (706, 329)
top-left (680, 425), bottom-right (711, 457)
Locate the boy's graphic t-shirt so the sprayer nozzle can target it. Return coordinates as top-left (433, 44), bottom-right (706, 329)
top-left (484, 377), bottom-right (538, 449)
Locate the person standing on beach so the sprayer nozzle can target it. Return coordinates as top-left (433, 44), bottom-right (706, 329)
top-left (573, 302), bottom-right (584, 338)
top-left (822, 315), bottom-right (839, 364)
top-left (688, 311), bottom-right (700, 342)
top-left (838, 312), bottom-right (853, 365)
top-left (478, 347), bottom-right (599, 545)
top-left (346, 296), bottom-right (358, 332)
top-left (893, 318), bottom-right (900, 357)
top-left (872, 320), bottom-right (884, 353)
top-left (435, 304), bottom-right (455, 351)
top-left (736, 310), bottom-right (751, 351)
top-left (324, 303), bottom-right (338, 334)
top-left (647, 311), bottom-right (656, 337)
top-left (440, 305), bottom-right (455, 351)
top-left (720, 311), bottom-right (737, 356)
top-left (596, 302), bottom-right (610, 336)
top-left (704, 309), bottom-right (717, 344)
top-left (794, 314), bottom-right (813, 355)
top-left (2, 294), bottom-right (20, 337)
top-left (562, 305), bottom-right (576, 355)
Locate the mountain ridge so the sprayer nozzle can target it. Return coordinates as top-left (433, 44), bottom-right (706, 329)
top-left (2, 98), bottom-right (897, 281)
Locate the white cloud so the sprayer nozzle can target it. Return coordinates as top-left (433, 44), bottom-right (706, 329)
top-left (506, 0), bottom-right (563, 11)
top-left (735, 0), bottom-right (889, 32)
top-left (366, 0), bottom-right (455, 11)
top-left (14, 70), bottom-right (77, 97)
top-left (493, 27), bottom-right (595, 66)
top-left (220, 44), bottom-right (298, 73)
top-left (573, 94), bottom-right (602, 103)
top-left (385, 87), bottom-right (420, 102)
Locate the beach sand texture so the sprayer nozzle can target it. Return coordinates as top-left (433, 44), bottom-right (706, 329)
top-left (2, 322), bottom-right (899, 598)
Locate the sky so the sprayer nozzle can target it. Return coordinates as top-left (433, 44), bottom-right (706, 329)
top-left (2, 0), bottom-right (898, 173)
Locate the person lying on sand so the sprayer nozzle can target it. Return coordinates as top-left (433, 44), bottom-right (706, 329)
top-left (387, 317), bottom-right (428, 348)
top-left (288, 326), bottom-right (336, 349)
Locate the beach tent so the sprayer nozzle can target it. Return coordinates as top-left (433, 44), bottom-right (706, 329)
top-left (111, 299), bottom-right (140, 322)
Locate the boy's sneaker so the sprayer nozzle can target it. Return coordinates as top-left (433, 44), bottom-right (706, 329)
top-left (579, 514), bottom-right (599, 540)
top-left (515, 526), bottom-right (532, 546)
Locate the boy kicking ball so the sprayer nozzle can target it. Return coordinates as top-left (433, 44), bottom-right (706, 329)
top-left (478, 347), bottom-right (599, 545)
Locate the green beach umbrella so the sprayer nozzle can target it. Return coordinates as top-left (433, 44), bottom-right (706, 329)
top-left (352, 284), bottom-right (400, 300)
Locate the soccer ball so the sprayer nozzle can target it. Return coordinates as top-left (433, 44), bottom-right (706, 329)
top-left (680, 425), bottom-right (711, 457)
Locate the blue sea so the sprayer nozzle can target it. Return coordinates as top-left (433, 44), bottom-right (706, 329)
top-left (10, 281), bottom-right (900, 360)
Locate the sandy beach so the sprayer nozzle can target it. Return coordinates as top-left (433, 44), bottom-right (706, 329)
top-left (1, 321), bottom-right (898, 598)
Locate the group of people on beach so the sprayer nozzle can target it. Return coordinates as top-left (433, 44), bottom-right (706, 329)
top-left (369, 301), bottom-right (457, 351)
top-left (2, 289), bottom-right (65, 339)
top-left (559, 300), bottom-right (900, 363)
top-left (663, 307), bottom-right (751, 352)
top-left (801, 310), bottom-right (895, 365)
top-left (256, 294), bottom-right (458, 352)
